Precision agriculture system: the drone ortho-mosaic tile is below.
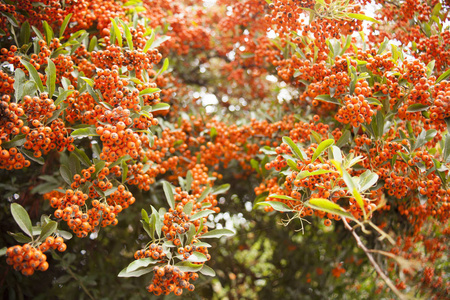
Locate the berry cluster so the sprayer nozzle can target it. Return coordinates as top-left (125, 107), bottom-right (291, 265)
top-left (146, 265), bottom-right (197, 296)
top-left (5, 237), bottom-right (66, 276)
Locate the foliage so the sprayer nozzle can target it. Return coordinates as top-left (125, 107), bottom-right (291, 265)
top-left (0, 0), bottom-right (449, 299)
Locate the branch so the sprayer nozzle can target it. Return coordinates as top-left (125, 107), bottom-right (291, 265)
top-left (53, 251), bottom-right (96, 300)
top-left (342, 218), bottom-right (408, 300)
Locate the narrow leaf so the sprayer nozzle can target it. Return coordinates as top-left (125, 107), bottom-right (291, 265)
top-left (162, 181), bottom-right (175, 209)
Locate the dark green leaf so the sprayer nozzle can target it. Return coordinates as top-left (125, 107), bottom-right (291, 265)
top-left (37, 221), bottom-right (57, 242)
top-left (42, 21), bottom-right (53, 45)
top-left (71, 127), bottom-right (98, 137)
top-left (59, 13), bottom-right (73, 38)
top-left (314, 94), bottom-right (340, 105)
top-left (282, 136), bottom-right (305, 161)
top-left (162, 181), bottom-right (175, 209)
top-left (407, 103), bottom-right (429, 112)
top-left (46, 58), bottom-right (56, 98)
top-left (21, 59), bottom-right (44, 92)
top-left (11, 203), bottom-right (33, 238)
top-left (60, 165), bottom-right (72, 185)
top-left (436, 69), bottom-right (450, 83)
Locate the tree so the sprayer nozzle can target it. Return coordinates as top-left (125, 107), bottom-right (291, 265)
top-left (0, 0), bottom-right (449, 299)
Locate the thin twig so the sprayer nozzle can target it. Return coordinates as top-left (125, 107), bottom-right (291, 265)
top-left (342, 218), bottom-right (408, 300)
top-left (53, 251), bottom-right (96, 300)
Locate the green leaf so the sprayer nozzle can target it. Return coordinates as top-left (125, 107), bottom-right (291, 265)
top-left (141, 209), bottom-right (149, 224)
top-left (196, 186), bottom-right (211, 203)
top-left (19, 21), bottom-right (30, 46)
top-left (80, 76), bottom-right (94, 87)
top-left (119, 20), bottom-right (133, 50)
top-left (183, 201), bottom-right (193, 215)
top-left (73, 147), bottom-right (91, 166)
top-left (126, 258), bottom-right (157, 273)
top-left (141, 221), bottom-right (153, 239)
top-left (71, 127), bottom-right (98, 137)
top-left (212, 184), bottom-right (230, 195)
top-left (306, 198), bottom-right (354, 220)
top-left (187, 251), bottom-right (207, 263)
top-left (118, 265), bottom-right (153, 277)
top-left (312, 139), bottom-right (334, 162)
top-left (0, 11), bottom-right (19, 27)
top-left (413, 129), bottom-right (427, 150)
top-left (377, 37), bottom-right (389, 55)
top-left (121, 160), bottom-right (128, 183)
top-left (185, 170), bottom-right (193, 192)
top-left (42, 21), bottom-right (53, 45)
top-left (314, 94), bottom-right (340, 105)
top-left (255, 201), bottom-right (293, 212)
top-left (8, 232), bottom-right (32, 243)
top-left (162, 181), bottom-right (175, 209)
top-left (22, 80), bottom-right (37, 98)
top-left (37, 221), bottom-right (57, 242)
top-left (190, 209), bottom-right (214, 221)
top-left (407, 103), bottom-right (429, 112)
top-left (359, 171), bottom-right (379, 192)
top-left (287, 159), bottom-right (299, 171)
top-left (2, 134), bottom-right (26, 148)
top-left (59, 13), bottom-right (73, 38)
top-left (210, 127), bottom-right (217, 140)
top-left (200, 228), bottom-right (235, 239)
top-left (186, 223), bottom-right (196, 245)
top-left (11, 203), bottom-right (33, 238)
top-left (175, 261), bottom-right (203, 272)
top-left (330, 145), bottom-right (342, 164)
top-left (110, 18), bottom-right (122, 47)
top-left (139, 87), bottom-right (160, 96)
top-left (57, 230), bottom-right (73, 240)
top-left (336, 130), bottom-right (351, 147)
top-left (20, 149), bottom-right (44, 165)
top-left (436, 69), bottom-right (450, 83)
top-left (352, 188), bottom-right (367, 219)
top-left (268, 194), bottom-right (297, 201)
top-left (155, 58), bottom-right (169, 79)
top-left (347, 13), bottom-right (381, 24)
top-left (88, 36), bottom-right (97, 52)
top-left (425, 129), bottom-right (437, 142)
top-left (46, 58), bottom-right (56, 98)
top-left (143, 30), bottom-right (155, 52)
top-left (21, 59), bottom-right (44, 92)
top-left (0, 247), bottom-right (7, 257)
top-left (282, 136), bottom-right (305, 161)
top-left (366, 98), bottom-right (382, 106)
top-left (296, 169), bottom-right (334, 180)
top-left (151, 36), bottom-right (171, 49)
top-left (152, 103), bottom-right (170, 112)
top-left (32, 25), bottom-right (44, 41)
top-left (14, 68), bottom-right (26, 101)
top-left (60, 165), bottom-right (72, 185)
top-left (199, 264), bottom-right (215, 276)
